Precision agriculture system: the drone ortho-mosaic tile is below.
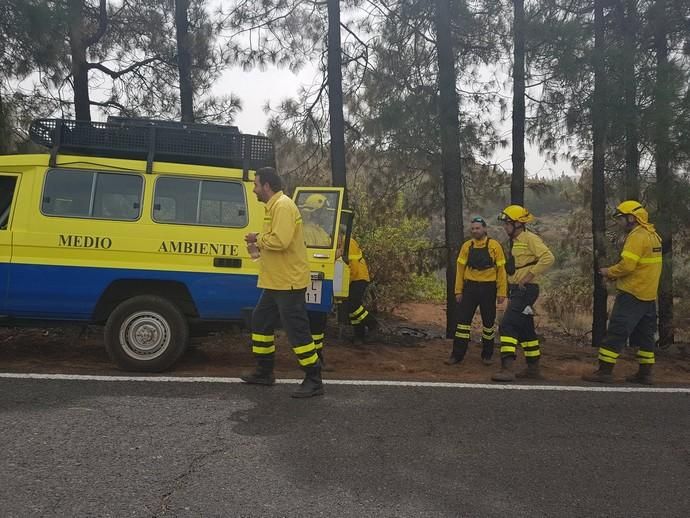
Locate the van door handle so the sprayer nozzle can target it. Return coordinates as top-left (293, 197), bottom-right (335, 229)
top-left (313, 253), bottom-right (329, 259)
top-left (214, 258), bottom-right (242, 268)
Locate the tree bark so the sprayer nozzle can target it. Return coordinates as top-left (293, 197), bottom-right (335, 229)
top-left (68, 0), bottom-right (91, 121)
top-left (511, 0), bottom-right (526, 205)
top-left (617, 0), bottom-right (640, 199)
top-left (0, 89), bottom-right (9, 154)
top-left (652, 0), bottom-right (674, 347)
top-left (434, 0), bottom-right (464, 339)
top-left (327, 0), bottom-right (347, 195)
top-left (591, 0), bottom-right (608, 347)
top-left (175, 0), bottom-right (194, 123)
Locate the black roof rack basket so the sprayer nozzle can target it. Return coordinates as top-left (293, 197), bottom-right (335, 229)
top-left (29, 118), bottom-right (275, 177)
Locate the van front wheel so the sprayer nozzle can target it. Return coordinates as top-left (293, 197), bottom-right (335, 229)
top-left (104, 296), bottom-right (189, 372)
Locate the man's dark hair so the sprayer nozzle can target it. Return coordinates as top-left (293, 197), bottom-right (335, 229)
top-left (256, 167), bottom-right (283, 192)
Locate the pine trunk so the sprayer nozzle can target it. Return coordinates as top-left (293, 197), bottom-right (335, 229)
top-left (434, 0), bottom-right (464, 339)
top-left (327, 0), bottom-right (347, 194)
top-left (591, 0), bottom-right (608, 347)
top-left (652, 0), bottom-right (674, 347)
top-left (619, 0), bottom-right (639, 199)
top-left (511, 0), bottom-right (526, 205)
top-left (68, 0), bottom-right (91, 121)
top-left (175, 0), bottom-right (194, 123)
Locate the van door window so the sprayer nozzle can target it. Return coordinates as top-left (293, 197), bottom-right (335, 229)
top-left (0, 176), bottom-right (18, 230)
top-left (295, 191), bottom-right (341, 249)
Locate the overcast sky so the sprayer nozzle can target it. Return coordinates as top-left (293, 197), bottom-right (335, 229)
top-left (216, 63), bottom-right (577, 179)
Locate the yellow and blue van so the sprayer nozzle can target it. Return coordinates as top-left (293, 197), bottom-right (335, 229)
top-left (0, 118), bottom-right (349, 371)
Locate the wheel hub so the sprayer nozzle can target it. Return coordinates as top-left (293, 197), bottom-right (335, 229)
top-left (120, 311), bottom-right (171, 360)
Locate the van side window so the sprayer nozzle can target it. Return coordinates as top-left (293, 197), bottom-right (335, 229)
top-left (42, 169), bottom-right (143, 221)
top-left (153, 177), bottom-right (247, 227)
top-left (0, 176), bottom-right (18, 230)
top-left (43, 170), bottom-right (94, 217)
top-left (93, 173), bottom-right (142, 220)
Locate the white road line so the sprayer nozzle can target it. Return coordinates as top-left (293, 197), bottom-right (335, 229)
top-left (0, 372), bottom-right (688, 393)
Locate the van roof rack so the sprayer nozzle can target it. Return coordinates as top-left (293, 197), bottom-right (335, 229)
top-left (29, 118), bottom-right (275, 178)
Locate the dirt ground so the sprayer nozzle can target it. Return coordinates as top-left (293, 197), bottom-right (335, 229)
top-left (0, 302), bottom-right (688, 385)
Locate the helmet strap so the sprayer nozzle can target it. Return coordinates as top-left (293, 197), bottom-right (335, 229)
top-left (505, 221), bottom-right (522, 239)
top-left (625, 215), bottom-right (637, 230)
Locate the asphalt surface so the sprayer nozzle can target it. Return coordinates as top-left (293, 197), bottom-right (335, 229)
top-left (1, 378), bottom-right (689, 517)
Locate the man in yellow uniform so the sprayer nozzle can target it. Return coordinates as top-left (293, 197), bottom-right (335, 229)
top-left (299, 193), bottom-right (332, 367)
top-left (492, 205), bottom-right (555, 382)
top-left (583, 201), bottom-right (662, 385)
top-left (447, 216), bottom-right (507, 365)
top-left (346, 236), bottom-right (378, 342)
top-left (242, 167), bottom-right (323, 398)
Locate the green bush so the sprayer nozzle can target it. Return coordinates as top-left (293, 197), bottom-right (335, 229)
top-left (350, 192), bottom-right (440, 311)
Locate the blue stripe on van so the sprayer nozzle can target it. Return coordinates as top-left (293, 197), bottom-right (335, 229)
top-left (6, 263), bottom-right (261, 321)
top-left (4, 263), bottom-right (333, 321)
top-left (0, 262), bottom-right (9, 313)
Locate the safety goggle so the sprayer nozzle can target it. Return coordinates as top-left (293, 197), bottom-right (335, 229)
top-left (471, 216), bottom-right (486, 224)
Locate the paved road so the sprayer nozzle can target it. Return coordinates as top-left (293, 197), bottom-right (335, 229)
top-left (1, 378), bottom-right (688, 517)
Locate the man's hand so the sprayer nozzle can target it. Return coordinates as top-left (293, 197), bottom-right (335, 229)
top-left (599, 267), bottom-right (609, 278)
top-left (456, 294), bottom-right (463, 304)
top-left (497, 296), bottom-right (506, 305)
top-left (518, 272), bottom-right (535, 289)
top-left (245, 232), bottom-right (258, 244)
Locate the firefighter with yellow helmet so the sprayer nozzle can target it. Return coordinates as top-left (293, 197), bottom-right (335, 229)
top-left (583, 201), bottom-right (662, 385)
top-left (298, 193), bottom-right (333, 366)
top-left (492, 205), bottom-right (555, 382)
top-left (300, 193), bottom-right (332, 248)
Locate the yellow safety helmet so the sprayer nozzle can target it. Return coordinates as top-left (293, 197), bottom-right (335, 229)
top-left (498, 205), bottom-right (534, 224)
top-left (300, 193), bottom-right (328, 212)
top-left (614, 200), bottom-right (644, 218)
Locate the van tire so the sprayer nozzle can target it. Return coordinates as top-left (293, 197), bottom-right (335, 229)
top-left (104, 295), bottom-right (189, 372)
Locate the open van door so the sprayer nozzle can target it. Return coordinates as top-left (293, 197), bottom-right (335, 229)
top-left (0, 174), bottom-right (19, 315)
top-left (293, 187), bottom-right (349, 312)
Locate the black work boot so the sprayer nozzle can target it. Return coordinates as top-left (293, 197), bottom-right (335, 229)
top-left (447, 341), bottom-right (467, 365)
top-left (481, 342), bottom-right (494, 366)
top-left (352, 325), bottom-right (367, 346)
top-left (626, 364), bottom-right (654, 385)
top-left (240, 358), bottom-right (275, 386)
top-left (291, 365), bottom-right (324, 398)
top-left (318, 349), bottom-right (335, 372)
top-left (366, 314), bottom-right (379, 330)
top-left (516, 360), bottom-right (544, 380)
top-left (491, 356), bottom-right (516, 382)
top-left (582, 361), bottom-right (614, 383)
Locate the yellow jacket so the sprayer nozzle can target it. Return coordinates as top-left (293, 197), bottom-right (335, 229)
top-left (607, 225), bottom-right (662, 301)
top-left (348, 238), bottom-right (370, 282)
top-left (303, 222), bottom-right (331, 248)
top-left (256, 192), bottom-right (310, 290)
top-left (508, 230), bottom-right (555, 284)
top-left (455, 237), bottom-right (507, 297)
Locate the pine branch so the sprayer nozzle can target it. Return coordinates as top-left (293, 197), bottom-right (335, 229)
top-left (88, 57), bottom-right (163, 79)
